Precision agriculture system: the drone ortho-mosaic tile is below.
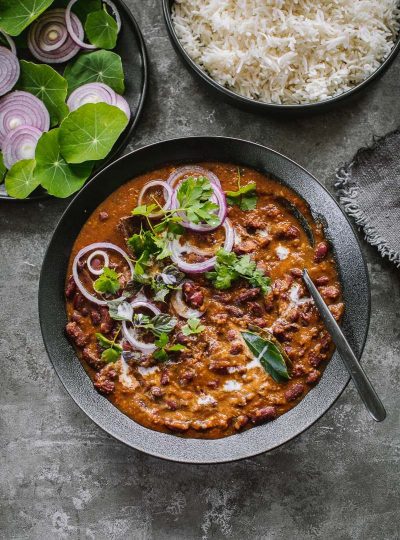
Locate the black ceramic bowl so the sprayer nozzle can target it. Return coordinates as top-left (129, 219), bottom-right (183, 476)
top-left (162, 0), bottom-right (400, 115)
top-left (0, 0), bottom-right (148, 201)
top-left (39, 136), bottom-right (370, 463)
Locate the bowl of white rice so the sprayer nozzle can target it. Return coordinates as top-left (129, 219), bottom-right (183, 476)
top-left (163, 0), bottom-right (400, 113)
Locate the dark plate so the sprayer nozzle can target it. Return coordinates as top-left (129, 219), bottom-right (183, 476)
top-left (39, 137), bottom-right (370, 463)
top-left (0, 0), bottom-right (148, 201)
top-left (162, 0), bottom-right (400, 115)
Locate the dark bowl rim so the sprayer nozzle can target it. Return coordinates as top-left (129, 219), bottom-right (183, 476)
top-left (39, 135), bottom-right (371, 464)
top-left (0, 0), bottom-right (148, 203)
top-left (162, 0), bottom-right (400, 112)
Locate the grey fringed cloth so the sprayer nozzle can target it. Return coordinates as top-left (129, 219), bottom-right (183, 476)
top-left (335, 129), bottom-right (400, 268)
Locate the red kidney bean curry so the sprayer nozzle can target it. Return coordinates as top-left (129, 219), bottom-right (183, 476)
top-left (65, 163), bottom-right (343, 439)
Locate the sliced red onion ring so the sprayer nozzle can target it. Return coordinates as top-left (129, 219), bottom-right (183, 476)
top-left (115, 94), bottom-right (131, 121)
top-left (170, 237), bottom-right (216, 258)
top-left (171, 280), bottom-right (204, 319)
top-left (2, 125), bottom-right (42, 169)
top-left (67, 82), bottom-right (117, 111)
top-left (66, 0), bottom-right (121, 50)
top-left (0, 31), bottom-right (17, 56)
top-left (122, 301), bottom-right (161, 353)
top-left (72, 242), bottom-right (134, 306)
top-left (86, 249), bottom-right (110, 276)
top-left (170, 179), bottom-right (227, 232)
top-left (0, 46), bottom-right (20, 97)
top-left (0, 91), bottom-right (50, 149)
top-left (28, 9), bottom-right (83, 63)
top-left (169, 218), bottom-right (235, 274)
top-left (138, 180), bottom-right (173, 218)
top-left (167, 165), bottom-right (221, 189)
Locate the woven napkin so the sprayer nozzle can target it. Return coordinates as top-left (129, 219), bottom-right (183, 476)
top-left (335, 129), bottom-right (400, 267)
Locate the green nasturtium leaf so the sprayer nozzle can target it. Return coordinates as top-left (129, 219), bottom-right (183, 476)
top-left (5, 159), bottom-right (39, 198)
top-left (0, 152), bottom-right (6, 182)
top-left (85, 9), bottom-right (118, 49)
top-left (0, 0), bottom-right (54, 36)
top-left (59, 102), bottom-right (128, 164)
top-left (17, 61), bottom-right (68, 126)
top-left (71, 0), bottom-right (101, 22)
top-left (34, 129), bottom-right (93, 197)
top-left (64, 50), bottom-right (125, 94)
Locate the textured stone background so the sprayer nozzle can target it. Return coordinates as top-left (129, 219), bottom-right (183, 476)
top-left (1, 1), bottom-right (399, 539)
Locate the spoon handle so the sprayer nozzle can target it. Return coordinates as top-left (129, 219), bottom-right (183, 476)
top-left (302, 269), bottom-right (386, 422)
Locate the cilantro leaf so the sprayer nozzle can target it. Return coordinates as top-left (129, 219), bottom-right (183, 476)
top-left (206, 249), bottom-right (271, 293)
top-left (153, 332), bottom-right (186, 362)
top-left (101, 347), bottom-right (121, 363)
top-left (93, 267), bottom-right (121, 295)
top-left (226, 182), bottom-right (257, 211)
top-left (177, 176), bottom-right (219, 226)
top-left (182, 318), bottom-right (205, 336)
top-left (95, 332), bottom-right (122, 363)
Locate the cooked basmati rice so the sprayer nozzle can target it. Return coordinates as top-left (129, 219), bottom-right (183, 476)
top-left (171, 0), bottom-right (400, 104)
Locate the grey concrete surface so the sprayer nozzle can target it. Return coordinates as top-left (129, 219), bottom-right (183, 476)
top-left (1, 1), bottom-right (400, 539)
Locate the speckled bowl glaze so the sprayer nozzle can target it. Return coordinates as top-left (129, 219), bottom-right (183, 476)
top-left (162, 0), bottom-right (400, 115)
top-left (39, 137), bottom-right (370, 463)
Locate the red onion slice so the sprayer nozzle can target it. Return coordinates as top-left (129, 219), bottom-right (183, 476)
top-left (167, 165), bottom-right (221, 189)
top-left (0, 91), bottom-right (50, 149)
top-left (86, 249), bottom-right (110, 276)
top-left (122, 301), bottom-right (161, 353)
top-left (67, 82), bottom-right (117, 111)
top-left (66, 0), bottom-right (121, 50)
top-left (169, 219), bottom-right (235, 274)
top-left (0, 31), bottom-right (17, 56)
top-left (72, 242), bottom-right (134, 306)
top-left (0, 46), bottom-right (20, 97)
top-left (28, 9), bottom-right (83, 64)
top-left (138, 180), bottom-right (173, 218)
top-left (115, 94), bottom-right (131, 121)
top-left (2, 125), bottom-right (42, 169)
top-left (170, 179), bottom-right (227, 232)
top-left (171, 280), bottom-right (204, 319)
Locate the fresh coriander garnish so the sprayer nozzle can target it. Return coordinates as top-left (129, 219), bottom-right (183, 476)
top-left (177, 176), bottom-right (220, 226)
top-left (182, 318), bottom-right (205, 336)
top-left (96, 332), bottom-right (123, 363)
top-left (206, 249), bottom-right (270, 293)
top-left (241, 331), bottom-right (290, 383)
top-left (93, 267), bottom-right (121, 295)
top-left (153, 332), bottom-right (186, 362)
top-left (226, 169), bottom-right (257, 211)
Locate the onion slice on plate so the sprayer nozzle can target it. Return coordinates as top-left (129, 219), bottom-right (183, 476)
top-left (0, 31), bottom-right (17, 56)
top-left (0, 91), bottom-right (50, 148)
top-left (72, 242), bottom-right (134, 306)
top-left (169, 218), bottom-right (235, 274)
top-left (2, 125), bottom-right (42, 169)
top-left (86, 249), bottom-right (110, 276)
top-left (0, 46), bottom-right (20, 97)
top-left (138, 180), bottom-right (173, 218)
top-left (171, 280), bottom-right (204, 319)
top-left (28, 9), bottom-right (83, 63)
top-left (115, 94), bottom-right (131, 121)
top-left (66, 0), bottom-right (121, 50)
top-left (170, 179), bottom-right (227, 232)
top-left (167, 165), bottom-right (222, 189)
top-left (122, 300), bottom-right (161, 353)
top-left (67, 82), bottom-right (117, 111)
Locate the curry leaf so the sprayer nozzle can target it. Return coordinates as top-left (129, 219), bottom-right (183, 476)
top-left (0, 0), bottom-right (54, 36)
top-left (5, 159), bottom-right (39, 198)
top-left (64, 50), bottom-right (125, 94)
top-left (85, 9), bottom-right (118, 49)
top-left (34, 129), bottom-right (93, 198)
top-left (17, 61), bottom-right (68, 126)
top-left (59, 102), bottom-right (128, 164)
top-left (241, 331), bottom-right (290, 383)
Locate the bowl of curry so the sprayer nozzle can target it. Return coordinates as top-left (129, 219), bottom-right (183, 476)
top-left (39, 137), bottom-right (370, 462)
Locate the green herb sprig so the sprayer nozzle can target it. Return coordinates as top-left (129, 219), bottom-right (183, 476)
top-left (241, 331), bottom-right (290, 383)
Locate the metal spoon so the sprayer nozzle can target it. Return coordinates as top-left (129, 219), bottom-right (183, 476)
top-left (302, 269), bottom-right (386, 422)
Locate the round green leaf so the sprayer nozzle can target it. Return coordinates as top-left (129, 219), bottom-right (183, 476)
top-left (59, 102), bottom-right (128, 164)
top-left (64, 50), bottom-right (125, 94)
top-left (5, 159), bottom-right (39, 198)
top-left (17, 61), bottom-right (68, 127)
top-left (35, 129), bottom-right (93, 197)
top-left (0, 0), bottom-right (54, 36)
top-left (85, 9), bottom-right (118, 49)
